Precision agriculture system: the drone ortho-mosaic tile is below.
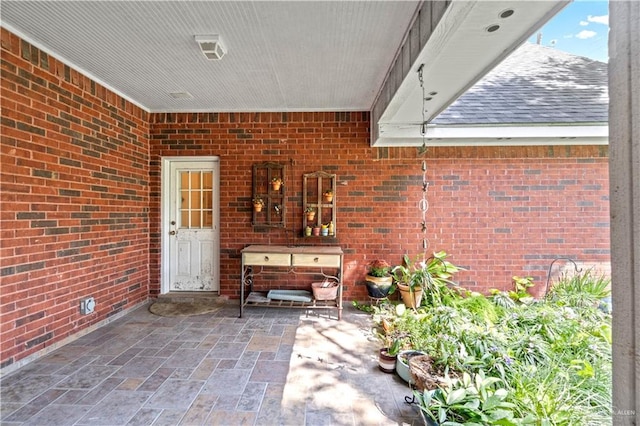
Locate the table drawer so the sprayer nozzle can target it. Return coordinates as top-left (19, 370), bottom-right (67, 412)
top-left (243, 252), bottom-right (291, 266)
top-left (292, 254), bottom-right (340, 268)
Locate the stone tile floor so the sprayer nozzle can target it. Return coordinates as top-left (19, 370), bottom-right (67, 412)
top-left (0, 302), bottom-right (423, 425)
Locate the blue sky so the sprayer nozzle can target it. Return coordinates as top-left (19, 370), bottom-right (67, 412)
top-left (527, 0), bottom-right (609, 62)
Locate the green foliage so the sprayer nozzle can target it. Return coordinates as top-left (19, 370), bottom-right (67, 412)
top-left (351, 300), bottom-right (374, 313)
top-left (392, 251), bottom-right (463, 307)
top-left (415, 370), bottom-right (527, 425)
top-left (367, 259), bottom-right (391, 277)
top-left (388, 339), bottom-right (401, 356)
top-left (454, 293), bottom-right (498, 324)
top-left (512, 275), bottom-right (534, 293)
top-left (373, 269), bottom-right (612, 425)
top-left (547, 270), bottom-right (611, 309)
top-left (509, 276), bottom-right (536, 304)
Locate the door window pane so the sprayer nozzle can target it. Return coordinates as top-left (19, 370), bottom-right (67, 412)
top-left (204, 211), bottom-right (213, 227)
top-left (203, 172), bottom-right (212, 188)
top-left (179, 170), bottom-right (214, 229)
top-left (191, 172), bottom-right (201, 190)
top-left (191, 192), bottom-right (201, 209)
top-left (191, 211), bottom-right (201, 228)
top-left (203, 192), bottom-right (212, 210)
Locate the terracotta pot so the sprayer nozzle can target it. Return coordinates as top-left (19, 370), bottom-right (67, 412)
top-left (324, 194), bottom-right (333, 202)
top-left (312, 227), bottom-right (321, 236)
top-left (272, 182), bottom-right (281, 191)
top-left (397, 283), bottom-right (423, 309)
top-left (306, 212), bottom-right (315, 221)
top-left (253, 204), bottom-right (263, 212)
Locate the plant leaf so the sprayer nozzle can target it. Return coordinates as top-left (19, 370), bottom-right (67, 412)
top-left (464, 399), bottom-right (480, 410)
top-left (488, 408), bottom-right (515, 421)
top-left (493, 388), bottom-right (508, 399)
top-left (446, 388), bottom-right (467, 405)
top-left (438, 407), bottom-right (448, 424)
top-left (491, 419), bottom-right (517, 426)
top-left (483, 394), bottom-right (503, 411)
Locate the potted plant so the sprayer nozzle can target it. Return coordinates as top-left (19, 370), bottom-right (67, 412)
top-left (396, 349), bottom-right (428, 384)
top-left (305, 206), bottom-right (316, 221)
top-left (323, 189), bottom-right (333, 202)
top-left (252, 197), bottom-right (265, 212)
top-left (378, 339), bottom-right (401, 373)
top-left (365, 259), bottom-right (394, 299)
top-left (271, 177), bottom-right (283, 191)
top-left (392, 256), bottom-right (424, 309)
top-left (392, 251), bottom-right (461, 309)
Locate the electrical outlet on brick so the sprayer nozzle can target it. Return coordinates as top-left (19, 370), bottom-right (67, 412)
top-left (80, 297), bottom-right (95, 315)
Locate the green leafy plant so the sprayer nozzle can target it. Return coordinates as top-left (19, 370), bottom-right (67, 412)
top-left (547, 270), bottom-right (611, 309)
top-left (415, 370), bottom-right (524, 425)
top-left (387, 339), bottom-right (401, 356)
top-left (367, 259), bottom-right (391, 277)
top-left (392, 251), bottom-right (462, 307)
top-left (351, 300), bottom-right (374, 313)
top-left (370, 268), bottom-right (612, 424)
top-left (510, 275), bottom-right (535, 304)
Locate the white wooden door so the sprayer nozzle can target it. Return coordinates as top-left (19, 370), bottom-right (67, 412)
top-left (163, 158), bottom-right (219, 292)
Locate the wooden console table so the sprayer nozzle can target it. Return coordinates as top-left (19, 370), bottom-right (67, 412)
top-left (240, 245), bottom-right (344, 319)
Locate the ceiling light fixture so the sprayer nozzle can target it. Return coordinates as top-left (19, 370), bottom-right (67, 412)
top-left (195, 35), bottom-right (226, 60)
top-left (499, 9), bottom-right (515, 19)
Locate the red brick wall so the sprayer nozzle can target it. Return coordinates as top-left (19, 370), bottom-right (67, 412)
top-left (149, 115), bottom-right (610, 301)
top-left (1, 29), bottom-right (150, 369)
top-left (1, 28), bottom-right (611, 370)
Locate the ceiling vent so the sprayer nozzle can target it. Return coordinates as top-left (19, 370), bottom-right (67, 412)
top-left (168, 92), bottom-right (193, 99)
top-left (195, 35), bottom-right (226, 60)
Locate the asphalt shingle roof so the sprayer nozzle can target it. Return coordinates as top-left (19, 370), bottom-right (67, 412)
top-left (433, 42), bottom-right (608, 126)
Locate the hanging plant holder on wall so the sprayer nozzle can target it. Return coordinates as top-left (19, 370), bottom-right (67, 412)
top-left (252, 162), bottom-right (286, 228)
top-left (303, 171), bottom-right (336, 238)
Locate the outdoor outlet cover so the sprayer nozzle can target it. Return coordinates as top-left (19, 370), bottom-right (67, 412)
top-left (80, 297), bottom-right (95, 314)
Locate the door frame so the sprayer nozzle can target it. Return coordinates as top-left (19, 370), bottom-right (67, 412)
top-left (160, 156), bottom-right (220, 294)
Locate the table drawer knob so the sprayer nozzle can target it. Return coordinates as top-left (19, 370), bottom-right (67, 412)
top-left (264, 256), bottom-right (269, 262)
top-left (314, 257), bottom-right (319, 263)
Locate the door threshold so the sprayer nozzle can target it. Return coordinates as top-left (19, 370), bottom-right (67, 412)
top-left (156, 292), bottom-right (225, 304)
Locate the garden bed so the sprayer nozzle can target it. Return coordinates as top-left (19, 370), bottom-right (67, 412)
top-left (360, 269), bottom-right (612, 425)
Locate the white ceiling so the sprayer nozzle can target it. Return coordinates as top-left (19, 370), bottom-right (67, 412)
top-left (1, 1), bottom-right (419, 112)
top-left (1, 1), bottom-right (568, 145)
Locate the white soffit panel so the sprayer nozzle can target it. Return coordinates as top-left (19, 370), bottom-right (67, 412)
top-left (375, 0), bottom-right (570, 145)
top-left (0, 1), bottom-right (419, 112)
top-left (375, 124), bottom-right (609, 147)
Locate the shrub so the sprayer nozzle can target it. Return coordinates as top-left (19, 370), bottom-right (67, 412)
top-left (375, 270), bottom-right (612, 424)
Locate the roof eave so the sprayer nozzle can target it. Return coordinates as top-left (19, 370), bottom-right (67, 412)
top-left (374, 123), bottom-right (609, 147)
